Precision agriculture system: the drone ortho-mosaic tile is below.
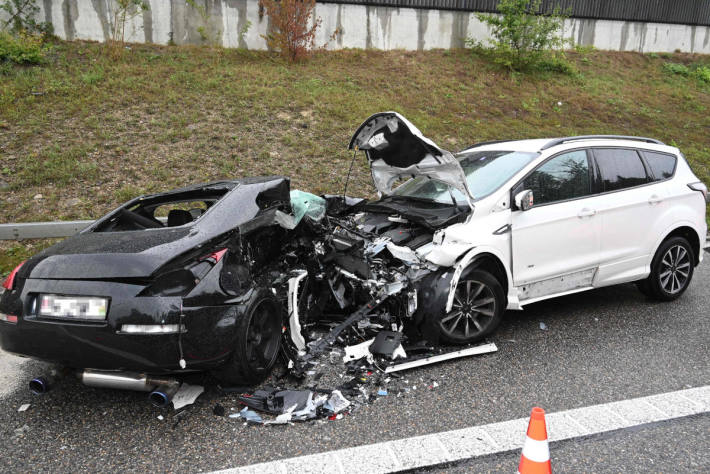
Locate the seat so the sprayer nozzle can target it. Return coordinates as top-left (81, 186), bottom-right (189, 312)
top-left (167, 209), bottom-right (193, 227)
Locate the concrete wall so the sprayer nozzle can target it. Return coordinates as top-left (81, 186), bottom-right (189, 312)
top-left (8, 0), bottom-right (710, 53)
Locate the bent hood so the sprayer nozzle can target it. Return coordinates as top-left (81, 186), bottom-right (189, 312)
top-left (348, 112), bottom-right (473, 207)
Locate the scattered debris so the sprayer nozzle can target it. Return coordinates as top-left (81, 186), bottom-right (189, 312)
top-left (157, 415), bottom-right (164, 421)
top-left (237, 407), bottom-right (263, 424)
top-left (13, 424), bottom-right (30, 438)
top-left (324, 390), bottom-right (350, 414)
top-left (539, 322), bottom-right (548, 331)
top-left (385, 343), bottom-right (498, 373)
top-left (18, 404), bottom-right (30, 412)
top-left (171, 383), bottom-right (204, 410)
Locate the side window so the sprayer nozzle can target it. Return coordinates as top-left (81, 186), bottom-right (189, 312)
top-left (593, 148), bottom-right (649, 192)
top-left (522, 150), bottom-right (590, 205)
top-left (642, 151), bottom-right (677, 181)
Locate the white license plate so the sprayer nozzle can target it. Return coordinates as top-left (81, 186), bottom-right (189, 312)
top-left (39, 295), bottom-right (108, 321)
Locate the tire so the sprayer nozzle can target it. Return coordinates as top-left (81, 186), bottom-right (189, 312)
top-left (638, 236), bottom-right (695, 301)
top-left (431, 269), bottom-right (505, 345)
top-left (213, 290), bottom-right (283, 385)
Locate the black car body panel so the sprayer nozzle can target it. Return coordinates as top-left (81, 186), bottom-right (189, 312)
top-left (0, 177), bottom-right (292, 373)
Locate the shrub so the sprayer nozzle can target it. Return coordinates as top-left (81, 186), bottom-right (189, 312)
top-left (260, 0), bottom-right (322, 61)
top-left (475, 0), bottom-right (569, 72)
top-left (693, 65), bottom-right (710, 83)
top-left (663, 62), bottom-right (710, 84)
top-left (663, 62), bottom-right (690, 76)
top-left (0, 0), bottom-right (53, 36)
top-left (0, 30), bottom-right (45, 64)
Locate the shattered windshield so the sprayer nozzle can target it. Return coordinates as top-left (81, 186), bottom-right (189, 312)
top-left (392, 150), bottom-right (538, 203)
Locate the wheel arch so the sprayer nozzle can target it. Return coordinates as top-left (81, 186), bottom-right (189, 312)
top-left (656, 224), bottom-right (702, 266)
top-left (444, 248), bottom-right (512, 313)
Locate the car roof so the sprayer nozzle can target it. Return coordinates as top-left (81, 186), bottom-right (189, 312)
top-left (459, 136), bottom-right (679, 155)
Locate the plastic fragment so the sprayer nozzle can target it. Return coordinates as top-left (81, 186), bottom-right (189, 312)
top-left (238, 407), bottom-right (263, 424)
top-left (539, 322), bottom-right (548, 330)
top-left (18, 404), bottom-right (30, 412)
top-left (377, 389), bottom-right (388, 396)
top-left (323, 390), bottom-right (350, 413)
top-left (172, 383), bottom-right (204, 410)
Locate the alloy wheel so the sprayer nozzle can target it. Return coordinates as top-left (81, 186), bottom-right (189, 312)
top-left (440, 279), bottom-right (497, 339)
top-left (659, 244), bottom-right (691, 294)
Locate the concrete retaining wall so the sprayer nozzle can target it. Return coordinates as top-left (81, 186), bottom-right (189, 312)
top-left (7, 0), bottom-right (710, 53)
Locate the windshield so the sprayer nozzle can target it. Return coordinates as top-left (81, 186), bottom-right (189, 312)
top-left (392, 150), bottom-right (538, 203)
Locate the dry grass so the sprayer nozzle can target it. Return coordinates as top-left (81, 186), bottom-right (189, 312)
top-left (1, 42), bottom-right (709, 272)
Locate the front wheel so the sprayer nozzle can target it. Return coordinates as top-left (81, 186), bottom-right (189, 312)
top-left (432, 270), bottom-right (505, 344)
top-left (213, 290), bottom-right (283, 386)
top-left (638, 236), bottom-right (695, 301)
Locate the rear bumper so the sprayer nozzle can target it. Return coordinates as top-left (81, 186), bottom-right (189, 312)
top-left (0, 278), bottom-right (241, 373)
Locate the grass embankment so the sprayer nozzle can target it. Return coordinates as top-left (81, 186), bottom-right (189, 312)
top-left (1, 41), bottom-right (709, 272)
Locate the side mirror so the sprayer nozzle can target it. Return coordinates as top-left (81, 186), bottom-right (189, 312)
top-left (514, 190), bottom-right (534, 211)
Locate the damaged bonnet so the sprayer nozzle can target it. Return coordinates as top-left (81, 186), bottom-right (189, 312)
top-left (349, 112), bottom-right (473, 207)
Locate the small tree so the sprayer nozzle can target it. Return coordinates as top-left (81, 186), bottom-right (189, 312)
top-left (260, 0), bottom-right (322, 62)
top-left (476, 0), bottom-right (568, 71)
top-left (110, 0), bottom-right (149, 44)
top-left (0, 0), bottom-right (53, 37)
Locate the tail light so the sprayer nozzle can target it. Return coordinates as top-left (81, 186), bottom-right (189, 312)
top-left (139, 249), bottom-right (227, 297)
top-left (688, 182), bottom-right (708, 202)
top-left (2, 261), bottom-right (26, 291)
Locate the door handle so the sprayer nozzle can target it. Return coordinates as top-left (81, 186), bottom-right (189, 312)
top-left (648, 194), bottom-right (663, 205)
top-left (577, 208), bottom-right (596, 218)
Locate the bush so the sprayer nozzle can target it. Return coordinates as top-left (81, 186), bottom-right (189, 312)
top-left (260, 0), bottom-right (322, 61)
top-left (663, 62), bottom-right (690, 76)
top-left (693, 65), bottom-right (710, 83)
top-left (663, 62), bottom-right (710, 84)
top-left (0, 0), bottom-right (53, 36)
top-left (0, 30), bottom-right (45, 64)
top-left (475, 0), bottom-right (569, 72)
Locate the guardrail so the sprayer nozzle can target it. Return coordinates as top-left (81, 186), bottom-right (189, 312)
top-left (0, 218), bottom-right (169, 240)
top-left (0, 221), bottom-right (94, 240)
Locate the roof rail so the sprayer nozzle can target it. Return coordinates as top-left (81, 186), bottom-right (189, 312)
top-left (459, 139), bottom-right (511, 152)
top-left (540, 135), bottom-right (665, 151)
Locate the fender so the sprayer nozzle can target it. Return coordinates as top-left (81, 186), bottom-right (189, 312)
top-left (651, 220), bottom-right (706, 266)
top-left (444, 246), bottom-right (515, 313)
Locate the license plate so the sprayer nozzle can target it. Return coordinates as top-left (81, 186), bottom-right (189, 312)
top-left (39, 295), bottom-right (108, 321)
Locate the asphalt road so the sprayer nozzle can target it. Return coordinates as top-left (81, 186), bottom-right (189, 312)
top-left (1, 260), bottom-right (708, 472)
top-left (439, 414), bottom-right (710, 473)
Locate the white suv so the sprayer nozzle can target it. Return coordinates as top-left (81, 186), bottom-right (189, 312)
top-left (350, 112), bottom-right (708, 343)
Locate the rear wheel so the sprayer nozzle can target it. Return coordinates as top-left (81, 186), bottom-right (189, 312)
top-left (637, 236), bottom-right (695, 301)
top-left (434, 270), bottom-right (505, 344)
top-left (213, 290), bottom-right (282, 385)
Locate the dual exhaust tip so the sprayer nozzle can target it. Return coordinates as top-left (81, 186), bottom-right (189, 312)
top-left (29, 369), bottom-right (180, 408)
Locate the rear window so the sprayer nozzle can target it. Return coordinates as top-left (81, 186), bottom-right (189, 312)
top-left (593, 148), bottom-right (649, 192)
top-left (642, 151), bottom-right (677, 181)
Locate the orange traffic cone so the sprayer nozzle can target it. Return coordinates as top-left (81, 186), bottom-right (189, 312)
top-left (518, 407), bottom-right (551, 474)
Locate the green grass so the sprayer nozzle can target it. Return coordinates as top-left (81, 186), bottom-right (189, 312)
top-left (1, 41), bottom-right (709, 272)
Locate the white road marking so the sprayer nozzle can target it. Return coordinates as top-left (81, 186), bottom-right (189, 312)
top-left (209, 385), bottom-right (710, 474)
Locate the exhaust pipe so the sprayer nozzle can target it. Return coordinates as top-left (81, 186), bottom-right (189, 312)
top-left (148, 384), bottom-right (181, 408)
top-left (80, 370), bottom-right (180, 407)
top-left (29, 376), bottom-right (52, 395)
top-left (29, 367), bottom-right (69, 395)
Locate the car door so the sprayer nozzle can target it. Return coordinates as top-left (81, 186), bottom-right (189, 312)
top-left (589, 148), bottom-right (668, 285)
top-left (511, 149), bottom-right (602, 299)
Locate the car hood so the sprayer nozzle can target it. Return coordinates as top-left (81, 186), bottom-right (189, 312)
top-left (348, 112), bottom-right (473, 208)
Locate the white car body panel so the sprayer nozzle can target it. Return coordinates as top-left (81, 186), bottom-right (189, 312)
top-left (358, 116), bottom-right (706, 313)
